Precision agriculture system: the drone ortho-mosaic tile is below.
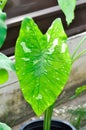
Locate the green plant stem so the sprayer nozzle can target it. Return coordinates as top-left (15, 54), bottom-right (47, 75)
top-left (71, 36), bottom-right (86, 59)
top-left (72, 49), bottom-right (86, 63)
top-left (44, 103), bottom-right (54, 130)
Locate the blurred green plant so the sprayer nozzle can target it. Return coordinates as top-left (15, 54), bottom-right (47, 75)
top-left (0, 122), bottom-right (11, 130)
top-left (69, 85), bottom-right (86, 129)
top-left (68, 107), bottom-right (86, 130)
top-left (71, 85), bottom-right (86, 99)
top-left (0, 0), bottom-right (7, 10)
top-left (58, 0), bottom-right (76, 25)
top-left (0, 0), bottom-right (15, 85)
top-left (71, 36), bottom-right (86, 64)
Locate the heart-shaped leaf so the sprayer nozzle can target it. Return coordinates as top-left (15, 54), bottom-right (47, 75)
top-left (58, 0), bottom-right (76, 25)
top-left (15, 18), bottom-right (71, 116)
top-left (0, 9), bottom-right (7, 48)
top-left (0, 53), bottom-right (15, 84)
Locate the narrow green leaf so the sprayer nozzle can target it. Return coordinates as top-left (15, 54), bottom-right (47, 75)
top-left (72, 36), bottom-right (86, 59)
top-left (75, 86), bottom-right (86, 95)
top-left (71, 85), bottom-right (86, 99)
top-left (15, 17), bottom-right (71, 116)
top-left (0, 9), bottom-right (7, 48)
top-left (72, 36), bottom-right (86, 63)
top-left (0, 53), bottom-right (16, 84)
top-left (58, 0), bottom-right (76, 25)
top-left (72, 49), bottom-right (86, 64)
top-left (0, 122), bottom-right (11, 130)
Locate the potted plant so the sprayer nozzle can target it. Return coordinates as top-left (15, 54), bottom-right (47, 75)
top-left (0, 0), bottom-right (86, 130)
top-left (14, 0), bottom-right (86, 129)
top-left (14, 16), bottom-right (75, 130)
top-left (14, 0), bottom-right (80, 129)
top-left (15, 21), bottom-right (86, 130)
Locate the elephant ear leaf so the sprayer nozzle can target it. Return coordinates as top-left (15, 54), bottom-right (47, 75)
top-left (58, 0), bottom-right (76, 25)
top-left (0, 53), bottom-right (15, 84)
top-left (0, 9), bottom-right (7, 48)
top-left (15, 17), bottom-right (71, 116)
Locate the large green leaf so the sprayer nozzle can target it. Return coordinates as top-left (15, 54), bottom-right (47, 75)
top-left (0, 122), bottom-right (11, 130)
top-left (0, 9), bottom-right (7, 48)
top-left (0, 53), bottom-right (15, 84)
top-left (58, 0), bottom-right (76, 25)
top-left (15, 17), bottom-right (71, 116)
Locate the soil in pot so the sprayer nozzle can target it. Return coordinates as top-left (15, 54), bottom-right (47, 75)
top-left (20, 120), bottom-right (76, 130)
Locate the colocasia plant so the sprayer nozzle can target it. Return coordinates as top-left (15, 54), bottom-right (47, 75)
top-left (0, 0), bottom-right (86, 130)
top-left (14, 0), bottom-right (86, 129)
top-left (15, 17), bottom-right (72, 130)
top-left (15, 18), bottom-right (86, 130)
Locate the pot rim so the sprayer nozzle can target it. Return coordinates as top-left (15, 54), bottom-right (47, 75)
top-left (20, 119), bottom-right (76, 130)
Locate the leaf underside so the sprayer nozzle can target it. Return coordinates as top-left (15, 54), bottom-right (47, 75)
top-left (0, 53), bottom-right (15, 84)
top-left (58, 0), bottom-right (76, 25)
top-left (15, 18), bottom-right (71, 116)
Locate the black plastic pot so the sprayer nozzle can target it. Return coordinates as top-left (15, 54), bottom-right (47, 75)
top-left (20, 119), bottom-right (76, 130)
